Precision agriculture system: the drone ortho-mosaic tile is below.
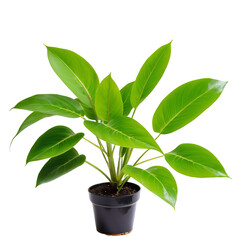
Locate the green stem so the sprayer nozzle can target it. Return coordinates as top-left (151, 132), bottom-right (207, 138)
top-left (118, 148), bottom-right (133, 181)
top-left (135, 155), bottom-right (164, 166)
top-left (133, 149), bottom-right (149, 166)
top-left (85, 161), bottom-right (111, 181)
top-left (96, 137), bottom-right (109, 165)
top-left (117, 176), bottom-right (129, 192)
top-left (117, 147), bottom-right (123, 179)
top-left (79, 115), bottom-right (87, 120)
top-left (118, 135), bottom-right (163, 192)
top-left (106, 143), bottom-right (117, 183)
top-left (123, 148), bottom-right (133, 166)
top-left (155, 133), bottom-right (161, 140)
top-left (83, 137), bottom-right (107, 154)
top-left (133, 133), bottom-right (162, 166)
top-left (131, 108), bottom-right (136, 118)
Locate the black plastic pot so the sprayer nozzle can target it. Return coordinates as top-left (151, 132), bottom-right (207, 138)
top-left (88, 182), bottom-right (141, 235)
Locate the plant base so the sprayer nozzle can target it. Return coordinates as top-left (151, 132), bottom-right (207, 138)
top-left (88, 182), bottom-right (140, 235)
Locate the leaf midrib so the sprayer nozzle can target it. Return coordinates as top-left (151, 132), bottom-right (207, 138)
top-left (144, 169), bottom-right (167, 194)
top-left (134, 49), bottom-right (166, 107)
top-left (101, 122), bottom-right (157, 150)
top-left (159, 88), bottom-right (210, 134)
top-left (107, 82), bottom-right (111, 121)
top-left (17, 103), bottom-right (82, 117)
top-left (46, 155), bottom-right (83, 176)
top-left (29, 133), bottom-right (79, 161)
top-left (166, 152), bottom-right (222, 174)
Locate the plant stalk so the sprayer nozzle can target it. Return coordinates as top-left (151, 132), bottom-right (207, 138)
top-left (131, 108), bottom-right (136, 118)
top-left (83, 137), bottom-right (107, 154)
top-left (133, 133), bottom-right (162, 166)
top-left (85, 161), bottom-right (111, 181)
top-left (134, 155), bottom-right (164, 166)
top-left (106, 143), bottom-right (117, 184)
top-left (96, 137), bottom-right (109, 165)
top-left (117, 155), bottom-right (164, 192)
top-left (118, 148), bottom-right (133, 182)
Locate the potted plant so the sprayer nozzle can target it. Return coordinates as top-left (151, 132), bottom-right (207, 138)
top-left (11, 41), bottom-right (229, 235)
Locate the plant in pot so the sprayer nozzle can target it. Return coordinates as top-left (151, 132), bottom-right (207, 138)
top-left (11, 41), bottom-right (229, 235)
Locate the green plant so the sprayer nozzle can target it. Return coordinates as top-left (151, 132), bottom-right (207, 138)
top-left (11, 42), bottom-right (229, 208)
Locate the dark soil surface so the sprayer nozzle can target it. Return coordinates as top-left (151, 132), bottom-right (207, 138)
top-left (90, 183), bottom-right (137, 197)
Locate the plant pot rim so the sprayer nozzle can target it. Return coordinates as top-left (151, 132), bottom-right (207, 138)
top-left (88, 182), bottom-right (141, 198)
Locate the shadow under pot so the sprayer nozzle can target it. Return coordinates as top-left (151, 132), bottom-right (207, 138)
top-left (88, 182), bottom-right (141, 235)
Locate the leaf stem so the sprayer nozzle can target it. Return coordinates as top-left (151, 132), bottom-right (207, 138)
top-left (79, 115), bottom-right (87, 120)
top-left (83, 137), bottom-right (107, 154)
top-left (117, 176), bottom-right (129, 192)
top-left (131, 108), bottom-right (136, 118)
top-left (85, 161), bottom-right (111, 181)
top-left (133, 134), bottom-right (162, 165)
top-left (96, 137), bottom-right (109, 165)
top-left (155, 133), bottom-right (161, 140)
top-left (118, 148), bottom-right (133, 180)
top-left (133, 149), bottom-right (149, 166)
top-left (135, 155), bottom-right (164, 166)
top-left (116, 147), bottom-right (123, 179)
top-left (118, 135), bottom-right (163, 191)
top-left (106, 143), bottom-right (117, 183)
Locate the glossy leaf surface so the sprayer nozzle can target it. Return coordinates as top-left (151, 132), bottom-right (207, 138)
top-left (131, 42), bottom-right (171, 108)
top-left (27, 126), bottom-right (84, 163)
top-left (84, 117), bottom-right (162, 152)
top-left (120, 82), bottom-right (133, 116)
top-left (11, 112), bottom-right (52, 144)
top-left (13, 94), bottom-right (84, 118)
top-left (95, 74), bottom-right (123, 122)
top-left (153, 79), bottom-right (227, 134)
top-left (46, 46), bottom-right (99, 111)
top-left (36, 148), bottom-right (85, 187)
top-left (122, 165), bottom-right (177, 208)
top-left (165, 143), bottom-right (228, 177)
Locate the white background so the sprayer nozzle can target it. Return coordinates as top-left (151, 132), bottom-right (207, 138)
top-left (1, 0), bottom-right (239, 239)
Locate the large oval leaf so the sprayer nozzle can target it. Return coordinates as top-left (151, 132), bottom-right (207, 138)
top-left (165, 143), bottom-right (228, 177)
top-left (131, 42), bottom-right (171, 108)
top-left (36, 148), bottom-right (85, 187)
top-left (46, 46), bottom-right (99, 112)
top-left (13, 94), bottom-right (84, 118)
top-left (120, 82), bottom-right (133, 116)
top-left (153, 79), bottom-right (227, 134)
top-left (122, 165), bottom-right (177, 208)
top-left (11, 112), bottom-right (52, 144)
top-left (27, 126), bottom-right (84, 163)
top-left (95, 74), bottom-right (123, 122)
top-left (84, 117), bottom-right (162, 152)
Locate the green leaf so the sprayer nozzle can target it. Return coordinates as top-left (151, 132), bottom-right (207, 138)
top-left (153, 79), bottom-right (227, 134)
top-left (84, 117), bottom-right (162, 152)
top-left (36, 148), bottom-right (85, 187)
top-left (120, 82), bottom-right (134, 116)
top-left (11, 112), bottom-right (52, 144)
top-left (122, 165), bottom-right (177, 208)
top-left (131, 42), bottom-right (171, 108)
top-left (27, 126), bottom-right (84, 163)
top-left (46, 46), bottom-right (99, 114)
top-left (81, 106), bottom-right (97, 120)
top-left (95, 74), bottom-right (123, 122)
top-left (165, 143), bottom-right (229, 178)
top-left (13, 94), bottom-right (84, 118)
